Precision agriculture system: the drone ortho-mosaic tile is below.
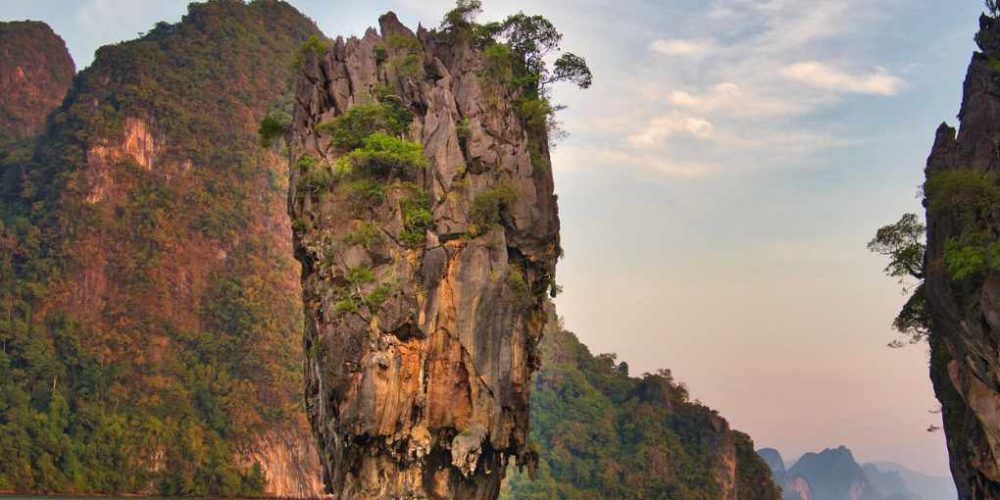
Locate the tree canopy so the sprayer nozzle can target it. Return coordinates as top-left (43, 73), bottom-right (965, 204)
top-left (441, 0), bottom-right (593, 98)
top-left (867, 212), bottom-right (925, 281)
top-left (868, 213), bottom-right (930, 347)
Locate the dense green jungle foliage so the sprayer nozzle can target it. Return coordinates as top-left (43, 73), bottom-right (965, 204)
top-left (926, 168), bottom-right (1000, 280)
top-left (0, 1), bottom-right (318, 494)
top-left (503, 318), bottom-right (780, 500)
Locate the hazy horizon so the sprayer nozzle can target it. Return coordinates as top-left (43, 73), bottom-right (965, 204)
top-left (2, 0), bottom-right (983, 477)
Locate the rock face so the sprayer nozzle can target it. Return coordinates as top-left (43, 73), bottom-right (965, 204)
top-left (289, 13), bottom-right (559, 498)
top-left (923, 14), bottom-right (1000, 499)
top-left (0, 21), bottom-right (74, 144)
top-left (0, 2), bottom-right (323, 496)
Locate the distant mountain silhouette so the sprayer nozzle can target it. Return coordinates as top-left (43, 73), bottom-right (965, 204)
top-left (758, 447), bottom-right (814, 500)
top-left (787, 446), bottom-right (880, 500)
top-left (861, 464), bottom-right (912, 499)
top-left (758, 446), bottom-right (956, 500)
top-left (868, 462), bottom-right (956, 500)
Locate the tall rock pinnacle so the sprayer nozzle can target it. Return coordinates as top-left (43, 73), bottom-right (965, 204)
top-left (924, 13), bottom-right (1000, 499)
top-left (289, 12), bottom-right (560, 498)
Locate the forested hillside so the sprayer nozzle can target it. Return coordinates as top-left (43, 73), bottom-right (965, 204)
top-left (504, 316), bottom-right (780, 499)
top-left (0, 1), bottom-right (323, 495)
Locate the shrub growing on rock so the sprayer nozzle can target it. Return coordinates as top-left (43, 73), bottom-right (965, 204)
top-left (334, 132), bottom-right (428, 178)
top-left (400, 193), bottom-right (433, 247)
top-left (470, 184), bottom-right (518, 235)
top-left (317, 100), bottom-right (413, 151)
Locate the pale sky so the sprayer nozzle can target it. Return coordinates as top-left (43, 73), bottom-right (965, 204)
top-left (1, 0), bottom-right (984, 477)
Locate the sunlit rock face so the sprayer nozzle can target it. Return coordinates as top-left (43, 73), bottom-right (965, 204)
top-left (924, 13), bottom-right (1000, 499)
top-left (290, 13), bottom-right (559, 498)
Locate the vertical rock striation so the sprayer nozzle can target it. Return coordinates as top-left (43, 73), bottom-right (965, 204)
top-left (0, 21), bottom-right (74, 144)
top-left (924, 13), bottom-right (1000, 499)
top-left (290, 13), bottom-right (559, 498)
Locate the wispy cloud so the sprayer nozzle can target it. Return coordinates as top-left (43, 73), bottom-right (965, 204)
top-left (381, 0), bottom-right (906, 181)
top-left (667, 82), bottom-right (805, 117)
top-left (782, 62), bottom-right (904, 95)
top-left (650, 38), bottom-right (714, 58)
top-left (553, 146), bottom-right (718, 179)
top-left (629, 114), bottom-right (714, 147)
top-left (571, 0), bottom-right (905, 179)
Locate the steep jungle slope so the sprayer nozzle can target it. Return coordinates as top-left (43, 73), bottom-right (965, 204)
top-left (922, 12), bottom-right (1000, 499)
top-left (0, 20), bottom-right (74, 144)
top-left (0, 1), bottom-right (323, 496)
top-left (503, 319), bottom-right (781, 500)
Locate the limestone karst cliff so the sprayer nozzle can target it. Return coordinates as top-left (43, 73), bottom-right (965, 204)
top-left (0, 20), bottom-right (74, 145)
top-left (289, 11), bottom-right (562, 498)
top-left (0, 1), bottom-right (323, 496)
top-left (923, 12), bottom-right (1000, 499)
